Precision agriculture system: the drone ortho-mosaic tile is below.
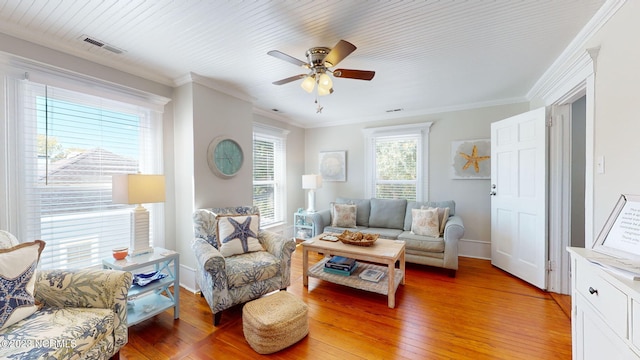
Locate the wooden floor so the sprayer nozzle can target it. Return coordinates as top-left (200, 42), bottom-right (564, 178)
top-left (121, 246), bottom-right (572, 359)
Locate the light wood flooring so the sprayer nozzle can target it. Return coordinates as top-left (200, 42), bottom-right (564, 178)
top-left (121, 245), bottom-right (572, 359)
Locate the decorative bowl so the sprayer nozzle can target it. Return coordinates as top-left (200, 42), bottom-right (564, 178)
top-left (338, 230), bottom-right (379, 246)
top-left (112, 247), bottom-right (129, 260)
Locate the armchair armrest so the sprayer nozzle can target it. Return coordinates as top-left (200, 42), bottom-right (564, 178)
top-left (192, 238), bottom-right (226, 273)
top-left (259, 230), bottom-right (296, 288)
top-left (35, 269), bottom-right (132, 348)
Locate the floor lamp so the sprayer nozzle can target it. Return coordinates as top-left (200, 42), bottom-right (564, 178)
top-left (112, 174), bottom-right (166, 256)
top-left (302, 174), bottom-right (322, 213)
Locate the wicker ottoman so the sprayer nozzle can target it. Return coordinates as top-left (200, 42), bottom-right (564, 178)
top-left (242, 291), bottom-right (308, 354)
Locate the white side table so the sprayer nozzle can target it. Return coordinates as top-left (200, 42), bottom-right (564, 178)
top-left (102, 247), bottom-right (180, 326)
top-left (293, 210), bottom-right (316, 242)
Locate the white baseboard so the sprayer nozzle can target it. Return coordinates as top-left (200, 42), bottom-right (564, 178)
top-left (179, 264), bottom-right (199, 293)
top-left (459, 238), bottom-right (491, 260)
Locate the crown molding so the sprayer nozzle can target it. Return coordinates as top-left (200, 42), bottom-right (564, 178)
top-left (174, 72), bottom-right (255, 103)
top-left (528, 0), bottom-right (627, 101)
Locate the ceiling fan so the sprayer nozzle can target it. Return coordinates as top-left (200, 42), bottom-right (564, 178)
top-left (268, 40), bottom-right (375, 107)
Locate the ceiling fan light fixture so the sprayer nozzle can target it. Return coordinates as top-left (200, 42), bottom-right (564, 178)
top-left (317, 86), bottom-right (333, 96)
top-left (301, 75), bottom-right (315, 93)
top-left (318, 73), bottom-right (333, 89)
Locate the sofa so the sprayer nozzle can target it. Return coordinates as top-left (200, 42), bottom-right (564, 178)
top-left (311, 198), bottom-right (464, 276)
top-left (0, 229), bottom-right (132, 360)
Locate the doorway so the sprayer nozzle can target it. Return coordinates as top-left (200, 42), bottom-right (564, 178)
top-left (548, 91), bottom-right (590, 295)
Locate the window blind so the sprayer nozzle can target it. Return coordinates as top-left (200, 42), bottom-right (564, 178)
top-left (253, 128), bottom-right (286, 227)
top-left (374, 135), bottom-right (418, 201)
top-left (18, 81), bottom-right (162, 269)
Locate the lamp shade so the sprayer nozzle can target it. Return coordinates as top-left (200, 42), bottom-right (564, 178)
top-left (302, 174), bottom-right (322, 190)
top-left (112, 174), bottom-right (166, 204)
top-left (301, 75), bottom-right (316, 93)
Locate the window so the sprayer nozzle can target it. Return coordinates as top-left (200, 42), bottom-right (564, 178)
top-left (6, 74), bottom-right (165, 269)
top-left (363, 123), bottom-right (432, 201)
top-left (253, 124), bottom-right (288, 227)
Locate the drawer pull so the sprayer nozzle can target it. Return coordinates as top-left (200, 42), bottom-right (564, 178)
top-left (588, 287), bottom-right (598, 295)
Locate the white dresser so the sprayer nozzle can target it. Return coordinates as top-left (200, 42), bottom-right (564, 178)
top-left (568, 247), bottom-right (640, 359)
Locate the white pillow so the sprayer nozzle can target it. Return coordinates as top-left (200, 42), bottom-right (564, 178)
top-left (217, 215), bottom-right (263, 257)
top-left (0, 240), bottom-right (45, 329)
top-left (423, 206), bottom-right (450, 236)
top-left (331, 203), bottom-right (357, 228)
top-left (411, 208), bottom-right (440, 237)
top-left (0, 230), bottom-right (19, 249)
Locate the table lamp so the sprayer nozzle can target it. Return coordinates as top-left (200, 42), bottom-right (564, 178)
top-left (112, 174), bottom-right (165, 256)
top-left (302, 174), bottom-right (322, 213)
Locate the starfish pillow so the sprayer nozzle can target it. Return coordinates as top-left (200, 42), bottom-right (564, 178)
top-left (0, 240), bottom-right (46, 330)
top-left (217, 215), bottom-right (263, 257)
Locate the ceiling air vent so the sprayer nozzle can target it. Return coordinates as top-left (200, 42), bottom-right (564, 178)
top-left (80, 35), bottom-right (124, 54)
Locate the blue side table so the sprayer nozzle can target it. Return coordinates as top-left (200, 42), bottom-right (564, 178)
top-left (102, 247), bottom-right (180, 326)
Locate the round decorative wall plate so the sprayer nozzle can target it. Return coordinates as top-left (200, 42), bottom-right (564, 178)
top-left (207, 136), bottom-right (244, 178)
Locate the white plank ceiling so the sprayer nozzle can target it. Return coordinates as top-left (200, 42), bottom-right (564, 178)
top-left (0, 0), bottom-right (606, 127)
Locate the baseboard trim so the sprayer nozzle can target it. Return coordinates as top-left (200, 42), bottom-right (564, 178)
top-left (459, 238), bottom-right (490, 260)
top-left (179, 264), bottom-right (199, 293)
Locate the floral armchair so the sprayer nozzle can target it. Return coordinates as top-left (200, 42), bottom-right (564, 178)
top-left (0, 268), bottom-right (132, 360)
top-left (192, 206), bottom-right (296, 326)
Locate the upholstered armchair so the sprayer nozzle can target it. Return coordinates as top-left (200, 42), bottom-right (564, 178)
top-left (192, 206), bottom-right (296, 326)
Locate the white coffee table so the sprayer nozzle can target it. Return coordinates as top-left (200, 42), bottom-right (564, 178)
top-left (301, 233), bottom-right (405, 308)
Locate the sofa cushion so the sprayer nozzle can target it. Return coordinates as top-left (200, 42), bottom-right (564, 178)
top-left (331, 203), bottom-right (357, 228)
top-left (323, 225), bottom-right (369, 234)
top-left (362, 228), bottom-right (403, 240)
top-left (225, 251), bottom-right (280, 289)
top-left (398, 231), bottom-right (445, 253)
top-left (0, 307), bottom-right (114, 359)
top-left (336, 198), bottom-right (371, 227)
top-left (404, 200), bottom-right (456, 231)
top-left (218, 215), bottom-right (264, 257)
top-left (411, 208), bottom-right (440, 237)
top-left (369, 198), bottom-right (407, 229)
top-left (0, 240), bottom-right (45, 330)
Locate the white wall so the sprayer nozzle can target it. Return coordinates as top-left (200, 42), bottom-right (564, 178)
top-left (305, 103), bottom-right (529, 258)
top-left (583, 0), bottom-right (640, 234)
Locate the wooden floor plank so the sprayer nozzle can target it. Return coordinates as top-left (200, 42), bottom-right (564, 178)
top-left (122, 246), bottom-right (571, 359)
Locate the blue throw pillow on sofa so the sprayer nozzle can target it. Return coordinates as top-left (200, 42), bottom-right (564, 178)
top-left (369, 198), bottom-right (407, 229)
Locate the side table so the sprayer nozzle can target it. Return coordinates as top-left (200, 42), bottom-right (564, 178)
top-left (293, 210), bottom-right (316, 242)
top-left (102, 247), bottom-right (180, 326)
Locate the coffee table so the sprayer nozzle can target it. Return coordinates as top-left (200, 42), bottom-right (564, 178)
top-left (301, 233), bottom-right (405, 308)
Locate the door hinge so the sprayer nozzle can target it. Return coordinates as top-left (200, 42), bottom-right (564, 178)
top-left (546, 118), bottom-right (553, 127)
top-left (547, 260), bottom-right (555, 271)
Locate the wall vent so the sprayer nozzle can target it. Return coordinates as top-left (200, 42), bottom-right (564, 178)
top-left (80, 35), bottom-right (124, 54)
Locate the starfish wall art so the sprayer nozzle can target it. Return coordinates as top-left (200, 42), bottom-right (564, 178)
top-left (451, 139), bottom-right (491, 179)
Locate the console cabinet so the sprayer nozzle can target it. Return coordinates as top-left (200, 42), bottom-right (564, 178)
top-left (568, 247), bottom-right (640, 359)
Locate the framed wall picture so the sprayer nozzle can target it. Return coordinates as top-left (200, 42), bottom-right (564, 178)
top-left (319, 151), bottom-right (346, 182)
top-left (451, 139), bottom-right (491, 179)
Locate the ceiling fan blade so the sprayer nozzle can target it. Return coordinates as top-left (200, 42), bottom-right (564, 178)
top-left (333, 69), bottom-right (375, 81)
top-left (323, 40), bottom-right (357, 67)
top-left (267, 50), bottom-right (308, 68)
top-left (272, 74), bottom-right (306, 85)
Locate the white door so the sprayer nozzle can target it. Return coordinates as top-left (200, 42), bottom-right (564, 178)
top-left (491, 107), bottom-right (547, 289)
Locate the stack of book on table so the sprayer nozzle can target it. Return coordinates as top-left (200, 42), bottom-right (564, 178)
top-left (324, 256), bottom-right (357, 276)
top-left (359, 268), bottom-right (385, 282)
